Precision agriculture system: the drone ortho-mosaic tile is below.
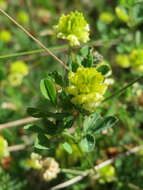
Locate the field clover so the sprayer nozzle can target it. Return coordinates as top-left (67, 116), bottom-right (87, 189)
top-left (66, 67), bottom-right (108, 112)
top-left (55, 11), bottom-right (90, 46)
top-left (10, 61), bottom-right (29, 76)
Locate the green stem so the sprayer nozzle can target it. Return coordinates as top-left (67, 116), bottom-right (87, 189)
top-left (103, 75), bottom-right (143, 103)
top-left (0, 39), bottom-right (117, 60)
top-left (0, 45), bottom-right (67, 59)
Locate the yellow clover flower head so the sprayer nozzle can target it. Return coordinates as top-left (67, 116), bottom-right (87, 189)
top-left (10, 61), bottom-right (29, 76)
top-left (115, 54), bottom-right (130, 68)
top-left (99, 12), bottom-right (114, 24)
top-left (130, 49), bottom-right (143, 73)
top-left (0, 30), bottom-right (12, 42)
top-left (0, 136), bottom-right (9, 159)
top-left (55, 11), bottom-right (90, 46)
top-left (16, 11), bottom-right (29, 24)
top-left (66, 67), bottom-right (108, 112)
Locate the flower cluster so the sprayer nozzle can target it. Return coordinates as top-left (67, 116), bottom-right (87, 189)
top-left (115, 49), bottom-right (143, 73)
top-left (99, 12), bottom-right (114, 24)
top-left (27, 153), bottom-right (60, 181)
top-left (0, 0), bottom-right (7, 10)
top-left (55, 11), bottom-right (90, 46)
top-left (16, 11), bottom-right (29, 24)
top-left (8, 61), bottom-right (29, 86)
top-left (0, 136), bottom-right (9, 160)
top-left (0, 30), bottom-right (12, 43)
top-left (115, 54), bottom-right (130, 68)
top-left (66, 67), bottom-right (108, 112)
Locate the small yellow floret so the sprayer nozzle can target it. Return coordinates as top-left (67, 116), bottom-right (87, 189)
top-left (0, 30), bottom-right (12, 42)
top-left (99, 12), bottom-right (114, 24)
top-left (98, 165), bottom-right (116, 183)
top-left (115, 54), bottom-right (130, 68)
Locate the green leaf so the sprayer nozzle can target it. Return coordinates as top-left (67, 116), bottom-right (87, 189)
top-left (34, 134), bottom-right (49, 150)
top-left (93, 116), bottom-right (118, 134)
top-left (83, 113), bottom-right (101, 133)
top-left (24, 124), bottom-right (44, 133)
top-left (42, 119), bottom-right (58, 135)
top-left (96, 64), bottom-right (111, 76)
top-left (80, 46), bottom-right (89, 57)
top-left (62, 142), bottom-right (72, 154)
top-left (51, 71), bottom-right (64, 87)
top-left (82, 47), bottom-right (94, 67)
top-left (40, 79), bottom-right (50, 100)
top-left (79, 134), bottom-right (95, 152)
top-left (83, 113), bottom-right (118, 135)
top-left (27, 107), bottom-right (69, 119)
top-left (27, 107), bottom-right (46, 118)
top-left (63, 116), bottom-right (75, 129)
top-left (40, 77), bottom-right (57, 105)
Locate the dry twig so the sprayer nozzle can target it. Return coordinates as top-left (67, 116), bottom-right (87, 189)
top-left (50, 145), bottom-right (143, 190)
top-left (0, 117), bottom-right (40, 130)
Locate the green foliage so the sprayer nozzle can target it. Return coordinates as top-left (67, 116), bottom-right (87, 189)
top-left (0, 0), bottom-right (143, 189)
top-left (40, 77), bottom-right (57, 105)
top-left (0, 167), bottom-right (27, 190)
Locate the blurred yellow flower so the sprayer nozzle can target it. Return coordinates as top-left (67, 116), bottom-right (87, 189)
top-left (8, 73), bottom-right (23, 87)
top-left (130, 49), bottom-right (143, 73)
top-left (99, 12), bottom-right (114, 24)
top-left (10, 61), bottom-right (29, 76)
top-left (0, 136), bottom-right (9, 159)
top-left (0, 30), bottom-right (12, 42)
top-left (55, 11), bottom-right (90, 46)
top-left (16, 11), bottom-right (29, 24)
top-left (115, 54), bottom-right (130, 68)
top-left (98, 165), bottom-right (116, 183)
top-left (0, 0), bottom-right (8, 10)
